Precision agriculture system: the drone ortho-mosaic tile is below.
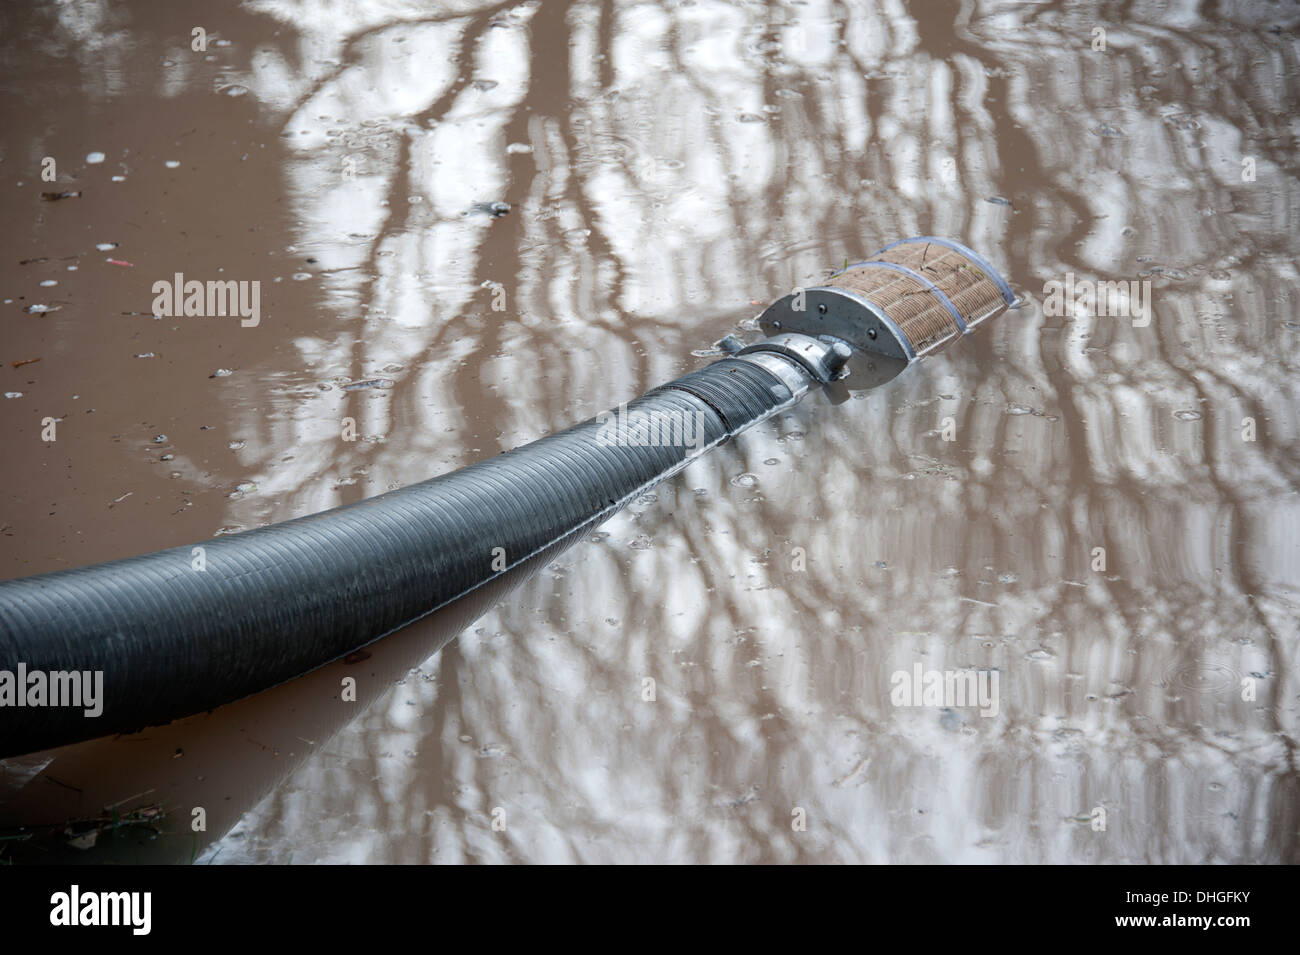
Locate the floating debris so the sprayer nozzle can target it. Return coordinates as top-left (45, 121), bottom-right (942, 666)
top-left (1173, 409), bottom-right (1202, 421)
top-left (95, 242), bottom-right (118, 251)
top-left (86, 152), bottom-right (106, 164)
top-left (209, 368), bottom-right (233, 378)
top-left (165, 160), bottom-right (180, 169)
top-left (221, 84), bottom-right (249, 97)
top-left (341, 377), bottom-right (394, 391)
top-left (986, 196), bottom-right (1013, 206)
top-left (134, 352), bottom-right (156, 359)
top-left (11, 358), bottom-right (40, 368)
top-left (106, 258), bottom-right (134, 267)
top-left (23, 304), bottom-right (60, 314)
top-left (41, 191), bottom-right (81, 201)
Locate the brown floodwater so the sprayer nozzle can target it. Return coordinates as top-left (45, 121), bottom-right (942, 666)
top-left (1, 0), bottom-right (1297, 863)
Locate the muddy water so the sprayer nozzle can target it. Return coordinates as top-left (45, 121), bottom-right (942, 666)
top-left (1, 0), bottom-right (1297, 863)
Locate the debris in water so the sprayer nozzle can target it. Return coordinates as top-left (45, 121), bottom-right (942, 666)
top-left (1173, 409), bottom-right (1202, 421)
top-left (41, 191), bottom-right (81, 201)
top-left (67, 830), bottom-right (98, 850)
top-left (96, 242), bottom-right (118, 251)
top-left (209, 368), bottom-right (233, 378)
top-left (86, 152), bottom-right (106, 164)
top-left (341, 377), bottom-right (394, 391)
top-left (986, 196), bottom-right (1013, 206)
top-left (471, 79), bottom-right (499, 92)
top-left (23, 304), bottom-right (60, 314)
top-left (106, 259), bottom-right (134, 267)
top-left (11, 357), bottom-right (40, 368)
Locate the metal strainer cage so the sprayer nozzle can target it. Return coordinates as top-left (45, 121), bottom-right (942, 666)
top-left (757, 236), bottom-right (1016, 370)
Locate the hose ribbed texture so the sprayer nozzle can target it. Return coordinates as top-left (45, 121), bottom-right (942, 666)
top-left (0, 356), bottom-right (804, 756)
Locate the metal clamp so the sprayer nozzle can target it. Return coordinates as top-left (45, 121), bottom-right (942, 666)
top-left (737, 332), bottom-right (853, 385)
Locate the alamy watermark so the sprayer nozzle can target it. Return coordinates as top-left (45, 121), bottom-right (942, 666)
top-left (595, 402), bottom-right (707, 450)
top-left (890, 663), bottom-right (999, 717)
top-left (151, 273), bottom-right (260, 327)
top-left (0, 663), bottom-right (103, 717)
top-left (1042, 272), bottom-right (1151, 327)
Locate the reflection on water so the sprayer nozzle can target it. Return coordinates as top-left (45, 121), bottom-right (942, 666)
top-left (1, 0), bottom-right (1297, 862)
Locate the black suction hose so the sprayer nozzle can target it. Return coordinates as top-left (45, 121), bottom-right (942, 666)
top-left (1, 234), bottom-right (1015, 759)
top-left (0, 352), bottom-right (819, 757)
